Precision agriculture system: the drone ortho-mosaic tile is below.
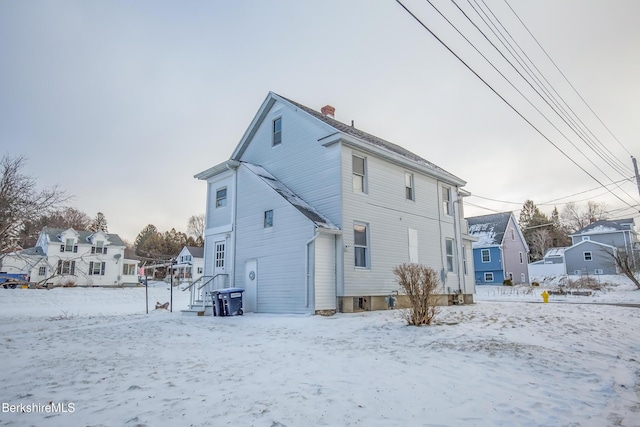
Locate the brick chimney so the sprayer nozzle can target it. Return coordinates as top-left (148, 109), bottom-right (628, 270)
top-left (321, 105), bottom-right (335, 119)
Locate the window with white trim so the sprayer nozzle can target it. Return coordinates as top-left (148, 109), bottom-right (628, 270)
top-left (216, 188), bottom-right (227, 208)
top-left (519, 252), bottom-right (524, 263)
top-left (481, 249), bottom-right (490, 263)
top-left (443, 187), bottom-right (452, 215)
top-left (352, 155), bottom-right (366, 193)
top-left (123, 263), bottom-right (136, 275)
top-left (38, 266), bottom-right (46, 276)
top-left (272, 117), bottom-right (282, 146)
top-left (484, 272), bottom-right (494, 282)
top-left (405, 172), bottom-right (414, 201)
top-left (354, 222), bottom-right (369, 268)
top-left (446, 238), bottom-right (455, 272)
top-left (584, 251), bottom-right (592, 261)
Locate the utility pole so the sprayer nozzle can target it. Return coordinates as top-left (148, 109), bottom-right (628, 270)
top-left (632, 156), bottom-right (640, 198)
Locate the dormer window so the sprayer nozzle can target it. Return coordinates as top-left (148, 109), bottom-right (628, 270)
top-left (60, 238), bottom-right (78, 253)
top-left (92, 240), bottom-right (107, 254)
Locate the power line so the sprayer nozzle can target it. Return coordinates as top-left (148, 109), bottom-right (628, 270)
top-left (472, 0), bottom-right (633, 178)
top-left (447, 0), bottom-right (638, 201)
top-left (503, 0), bottom-right (634, 158)
top-left (394, 0), bottom-right (639, 211)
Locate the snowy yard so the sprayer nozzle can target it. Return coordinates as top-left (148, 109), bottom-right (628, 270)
top-left (1, 279), bottom-right (639, 426)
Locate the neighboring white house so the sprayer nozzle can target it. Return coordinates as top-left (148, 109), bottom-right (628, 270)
top-left (191, 92), bottom-right (475, 314)
top-left (171, 246), bottom-right (204, 282)
top-left (1, 227), bottom-right (139, 286)
top-left (0, 246), bottom-right (48, 280)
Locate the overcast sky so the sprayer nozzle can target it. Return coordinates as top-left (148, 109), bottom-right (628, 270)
top-left (2, 0), bottom-right (639, 242)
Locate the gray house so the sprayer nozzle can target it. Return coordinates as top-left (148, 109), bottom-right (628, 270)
top-left (564, 240), bottom-right (618, 275)
top-left (190, 92), bottom-right (476, 314)
top-left (530, 219), bottom-right (637, 277)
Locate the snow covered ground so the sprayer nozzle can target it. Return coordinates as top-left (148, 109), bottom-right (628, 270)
top-left (1, 278), bottom-right (639, 426)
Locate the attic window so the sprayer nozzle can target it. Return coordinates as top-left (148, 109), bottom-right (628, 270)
top-left (216, 188), bottom-right (227, 208)
top-left (272, 117), bottom-right (282, 146)
top-left (264, 210), bottom-right (273, 228)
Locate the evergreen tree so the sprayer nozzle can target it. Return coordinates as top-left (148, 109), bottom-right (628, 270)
top-left (89, 212), bottom-right (108, 233)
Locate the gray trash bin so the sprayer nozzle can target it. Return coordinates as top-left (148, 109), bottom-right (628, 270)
top-left (215, 288), bottom-right (244, 316)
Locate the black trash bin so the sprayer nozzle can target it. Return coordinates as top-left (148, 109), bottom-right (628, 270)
top-left (214, 288), bottom-right (245, 316)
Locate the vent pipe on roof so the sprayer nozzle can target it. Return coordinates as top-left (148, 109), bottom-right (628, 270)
top-left (321, 105), bottom-right (335, 119)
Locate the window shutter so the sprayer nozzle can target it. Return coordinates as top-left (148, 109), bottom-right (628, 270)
top-left (103, 247), bottom-right (107, 255)
top-left (91, 247), bottom-right (95, 254)
top-left (73, 245), bottom-right (78, 253)
top-left (89, 262), bottom-right (94, 275)
top-left (60, 245), bottom-right (64, 252)
top-left (101, 262), bottom-right (106, 275)
top-left (70, 261), bottom-right (76, 275)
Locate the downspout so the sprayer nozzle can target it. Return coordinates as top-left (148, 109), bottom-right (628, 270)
top-left (305, 229), bottom-right (320, 308)
top-left (227, 161), bottom-right (239, 289)
top-left (452, 193), bottom-right (463, 294)
top-left (436, 181), bottom-right (446, 292)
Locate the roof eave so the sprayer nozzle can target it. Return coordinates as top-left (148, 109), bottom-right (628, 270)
top-left (194, 160), bottom-right (240, 180)
top-left (325, 135), bottom-right (466, 186)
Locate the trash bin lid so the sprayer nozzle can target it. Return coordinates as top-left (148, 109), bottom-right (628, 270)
top-left (217, 287), bottom-right (244, 294)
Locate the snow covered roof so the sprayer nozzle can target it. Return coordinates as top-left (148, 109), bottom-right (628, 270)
top-left (42, 227), bottom-right (126, 247)
top-left (466, 212), bottom-right (512, 247)
top-left (242, 163), bottom-right (340, 231)
top-left (543, 247), bottom-right (568, 258)
top-left (572, 219), bottom-right (636, 236)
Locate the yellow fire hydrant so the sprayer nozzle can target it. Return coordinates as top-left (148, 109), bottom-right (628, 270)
top-left (541, 290), bottom-right (549, 303)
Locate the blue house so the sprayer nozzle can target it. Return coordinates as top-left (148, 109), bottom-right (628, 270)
top-left (466, 212), bottom-right (530, 285)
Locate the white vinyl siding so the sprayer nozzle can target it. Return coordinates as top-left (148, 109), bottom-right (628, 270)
top-left (340, 145), bottom-right (465, 297)
top-left (314, 233), bottom-right (336, 311)
top-left (234, 165), bottom-right (316, 314)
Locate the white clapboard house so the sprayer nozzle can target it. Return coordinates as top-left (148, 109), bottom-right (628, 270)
top-left (188, 92), bottom-right (475, 314)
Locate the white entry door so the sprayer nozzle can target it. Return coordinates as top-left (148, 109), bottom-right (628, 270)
top-left (244, 259), bottom-right (257, 313)
top-left (214, 241), bottom-right (226, 275)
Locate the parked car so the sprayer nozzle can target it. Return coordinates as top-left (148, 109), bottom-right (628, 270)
top-left (0, 272), bottom-right (30, 289)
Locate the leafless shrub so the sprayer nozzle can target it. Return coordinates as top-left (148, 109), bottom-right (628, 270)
top-left (568, 276), bottom-right (602, 291)
top-left (393, 263), bottom-right (440, 326)
top-left (48, 310), bottom-right (76, 321)
top-left (59, 278), bottom-right (76, 288)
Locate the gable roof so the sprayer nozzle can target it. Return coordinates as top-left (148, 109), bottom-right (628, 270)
top-left (572, 219), bottom-right (636, 236)
top-left (18, 246), bottom-right (46, 256)
top-left (564, 239), bottom-right (616, 252)
top-left (242, 162), bottom-right (339, 231)
top-left (41, 227), bottom-right (126, 247)
top-left (185, 246), bottom-right (204, 258)
top-left (466, 212), bottom-right (512, 247)
top-left (227, 92), bottom-right (465, 186)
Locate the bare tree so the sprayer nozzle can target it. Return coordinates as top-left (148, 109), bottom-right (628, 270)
top-left (0, 155), bottom-right (69, 251)
top-left (530, 228), bottom-right (553, 261)
top-left (561, 201), bottom-right (608, 233)
top-left (606, 248), bottom-right (640, 290)
top-left (187, 214), bottom-right (205, 246)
